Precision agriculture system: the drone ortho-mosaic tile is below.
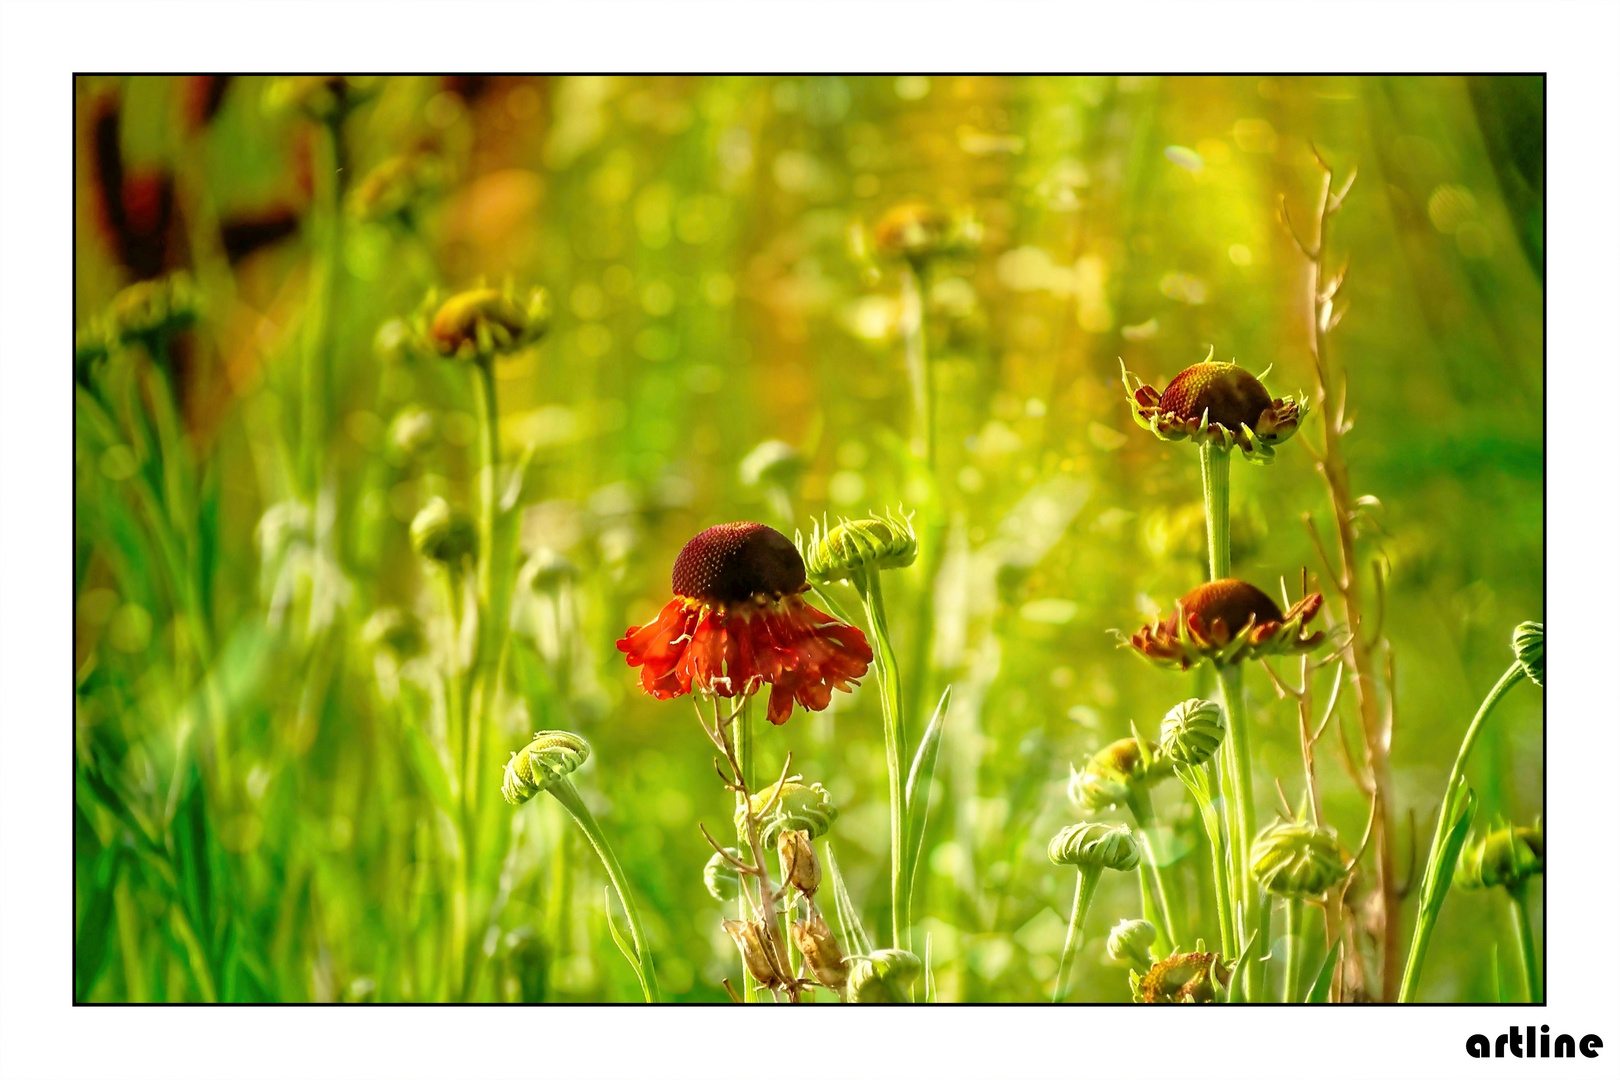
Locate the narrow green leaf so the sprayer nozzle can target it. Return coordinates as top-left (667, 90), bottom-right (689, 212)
top-left (1305, 937), bottom-right (1340, 1003)
top-left (74, 843), bottom-right (127, 1001)
top-left (404, 724), bottom-right (456, 816)
top-left (1222, 929), bottom-right (1260, 1003)
top-left (824, 842), bottom-right (871, 958)
top-left (903, 685), bottom-right (950, 879)
top-left (602, 886), bottom-right (649, 1001)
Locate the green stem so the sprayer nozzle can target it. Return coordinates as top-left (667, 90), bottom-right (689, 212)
top-left (734, 697), bottom-right (757, 1002)
top-left (857, 569), bottom-right (909, 950)
top-left (1217, 663), bottom-right (1260, 997)
top-left (1284, 898), bottom-right (1305, 1003)
top-left (298, 117), bottom-right (342, 497)
top-left (1053, 868), bottom-right (1101, 1002)
top-left (549, 778), bottom-right (661, 1002)
top-left (1199, 443), bottom-right (1231, 580)
top-left (1398, 661), bottom-right (1526, 1001)
top-left (899, 262), bottom-right (933, 470)
top-left (1126, 789), bottom-right (1183, 950)
top-left (1179, 763), bottom-right (1235, 958)
top-left (1507, 883), bottom-right (1540, 1003)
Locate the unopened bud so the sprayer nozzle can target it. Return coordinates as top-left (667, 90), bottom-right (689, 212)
top-left (848, 948), bottom-right (922, 1003)
top-left (740, 776), bottom-right (838, 846)
top-left (777, 829), bottom-right (820, 897)
top-left (790, 909), bottom-right (847, 991)
top-left (500, 731), bottom-right (589, 806)
top-left (703, 848), bottom-right (743, 902)
top-left (410, 497), bottom-right (477, 565)
top-left (1159, 698), bottom-right (1225, 769)
top-left (739, 439), bottom-right (806, 491)
top-left (1249, 819), bottom-right (1351, 900)
top-left (802, 510), bottom-right (919, 585)
top-left (1106, 917), bottom-right (1157, 970)
top-left (1512, 621), bottom-right (1544, 687)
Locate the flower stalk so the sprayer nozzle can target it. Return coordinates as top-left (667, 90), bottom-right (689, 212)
top-left (1397, 657), bottom-right (1526, 1001)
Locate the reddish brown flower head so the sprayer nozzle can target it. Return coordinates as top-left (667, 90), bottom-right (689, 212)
top-left (1127, 578), bottom-right (1324, 670)
top-left (1121, 354), bottom-right (1306, 461)
top-left (617, 523), bottom-right (873, 725)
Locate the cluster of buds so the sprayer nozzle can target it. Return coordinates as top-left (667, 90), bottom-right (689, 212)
top-left (500, 731), bottom-right (590, 806)
top-left (1126, 578), bottom-right (1324, 671)
top-left (1069, 737), bottom-right (1172, 813)
top-left (1159, 698), bottom-right (1226, 770)
top-left (1249, 818), bottom-right (1352, 901)
top-left (1121, 351), bottom-right (1308, 463)
top-left (801, 509), bottom-right (920, 586)
top-left (1130, 944), bottom-right (1232, 1003)
top-left (409, 497), bottom-right (477, 566)
top-left (1456, 819), bottom-right (1543, 893)
top-left (410, 284), bottom-right (552, 368)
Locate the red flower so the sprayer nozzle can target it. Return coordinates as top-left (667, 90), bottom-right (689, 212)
top-left (1127, 578), bottom-right (1325, 670)
top-left (617, 523), bottom-right (873, 725)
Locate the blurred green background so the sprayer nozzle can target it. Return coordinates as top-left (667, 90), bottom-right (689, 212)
top-left (73, 75), bottom-right (1543, 1003)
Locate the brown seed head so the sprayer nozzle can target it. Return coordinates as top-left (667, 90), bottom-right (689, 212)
top-left (1158, 362), bottom-right (1273, 433)
top-left (1181, 579), bottom-right (1284, 636)
top-left (777, 829), bottom-right (821, 897)
top-left (791, 909), bottom-right (848, 991)
top-left (671, 522), bottom-right (806, 604)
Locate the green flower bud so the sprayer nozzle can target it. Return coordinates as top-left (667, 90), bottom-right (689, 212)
top-left (1456, 820), bottom-right (1543, 892)
top-left (1159, 698), bottom-right (1226, 769)
top-left (1106, 918), bottom-right (1157, 970)
top-left (1069, 736), bottom-right (1171, 811)
top-left (738, 776), bottom-right (838, 846)
top-left (385, 406), bottom-right (437, 467)
top-left (1048, 821), bottom-right (1141, 873)
top-left (1131, 947), bottom-right (1230, 1003)
top-left (869, 202), bottom-right (979, 267)
top-left (1512, 621), bottom-right (1544, 687)
top-left (263, 75), bottom-right (378, 123)
top-left (361, 606), bottom-right (424, 659)
top-left (526, 547), bottom-right (579, 592)
top-left (739, 439), bottom-right (806, 490)
top-left (848, 948), bottom-right (922, 1003)
top-left (1250, 819), bottom-right (1351, 900)
top-left (801, 510), bottom-right (919, 585)
top-left (409, 497), bottom-right (477, 565)
top-left (500, 731), bottom-right (590, 806)
top-left (703, 848), bottom-right (743, 902)
top-left (347, 151), bottom-right (447, 225)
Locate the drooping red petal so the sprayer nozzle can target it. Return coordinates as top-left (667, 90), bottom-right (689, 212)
top-left (617, 599), bottom-right (701, 700)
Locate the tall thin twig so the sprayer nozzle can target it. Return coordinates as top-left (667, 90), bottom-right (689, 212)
top-left (1280, 147), bottom-right (1400, 1000)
